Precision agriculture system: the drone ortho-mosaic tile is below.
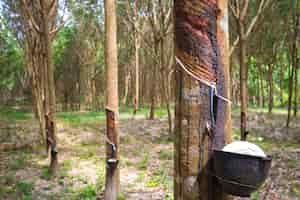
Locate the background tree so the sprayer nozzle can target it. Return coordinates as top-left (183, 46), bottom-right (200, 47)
top-left (229, 0), bottom-right (272, 140)
top-left (104, 0), bottom-right (120, 199)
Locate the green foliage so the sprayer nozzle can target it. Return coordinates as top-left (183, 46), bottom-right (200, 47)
top-left (15, 181), bottom-right (34, 199)
top-left (164, 195), bottom-right (174, 200)
top-left (9, 152), bottom-right (29, 170)
top-left (250, 191), bottom-right (259, 200)
top-left (57, 107), bottom-right (169, 127)
top-left (146, 168), bottom-right (171, 190)
top-left (95, 163), bottom-right (105, 193)
top-left (53, 26), bottom-right (76, 78)
top-left (290, 182), bottom-right (300, 198)
top-left (159, 150), bottom-right (173, 160)
top-left (0, 186), bottom-right (14, 199)
top-left (40, 168), bottom-right (52, 181)
top-left (0, 27), bottom-right (24, 92)
top-left (117, 193), bottom-right (126, 200)
top-left (137, 153), bottom-right (149, 170)
top-left (0, 108), bottom-right (31, 122)
top-left (74, 185), bottom-right (96, 200)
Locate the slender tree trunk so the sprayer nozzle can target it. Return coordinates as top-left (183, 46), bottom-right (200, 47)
top-left (237, 22), bottom-right (248, 140)
top-left (174, 0), bottom-right (232, 199)
top-left (287, 8), bottom-right (299, 127)
top-left (122, 73), bottom-right (130, 105)
top-left (104, 0), bottom-right (120, 199)
top-left (268, 64), bottom-right (273, 114)
top-left (41, 0), bottom-right (58, 175)
top-left (294, 60), bottom-right (299, 116)
top-left (160, 38), bottom-right (173, 134)
top-left (287, 63), bottom-right (295, 128)
top-left (261, 73), bottom-right (265, 108)
top-left (280, 64), bottom-right (284, 106)
top-left (133, 2), bottom-right (140, 116)
top-left (149, 41), bottom-right (159, 120)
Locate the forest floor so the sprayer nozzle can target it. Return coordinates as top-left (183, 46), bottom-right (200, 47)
top-left (0, 107), bottom-right (300, 200)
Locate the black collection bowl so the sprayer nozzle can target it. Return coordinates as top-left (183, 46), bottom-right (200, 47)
top-left (213, 150), bottom-right (272, 197)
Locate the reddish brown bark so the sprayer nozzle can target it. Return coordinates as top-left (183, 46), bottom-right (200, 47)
top-left (174, 0), bottom-right (232, 199)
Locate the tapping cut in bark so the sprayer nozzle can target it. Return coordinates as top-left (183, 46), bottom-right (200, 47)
top-left (45, 114), bottom-right (58, 175)
top-left (174, 0), bottom-right (232, 199)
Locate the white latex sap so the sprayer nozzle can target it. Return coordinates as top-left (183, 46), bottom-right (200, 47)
top-left (222, 141), bottom-right (266, 157)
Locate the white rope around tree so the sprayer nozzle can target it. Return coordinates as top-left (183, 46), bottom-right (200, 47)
top-left (175, 56), bottom-right (231, 104)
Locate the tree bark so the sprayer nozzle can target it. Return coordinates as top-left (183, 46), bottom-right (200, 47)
top-left (104, 0), bottom-right (120, 199)
top-left (279, 64), bottom-right (284, 106)
top-left (237, 22), bottom-right (248, 140)
top-left (149, 41), bottom-right (159, 120)
top-left (294, 59), bottom-right (299, 117)
top-left (287, 63), bottom-right (295, 128)
top-left (287, 7), bottom-right (299, 127)
top-left (133, 1), bottom-right (140, 116)
top-left (268, 64), bottom-right (273, 114)
top-left (174, 0), bottom-right (232, 199)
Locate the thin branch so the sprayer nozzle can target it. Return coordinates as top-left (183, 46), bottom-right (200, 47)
top-left (230, 0), bottom-right (273, 56)
top-left (49, 19), bottom-right (67, 40)
top-left (240, 0), bottom-right (249, 21)
top-left (229, 1), bottom-right (238, 19)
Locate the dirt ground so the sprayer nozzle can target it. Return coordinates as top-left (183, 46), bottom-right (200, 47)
top-left (0, 111), bottom-right (300, 200)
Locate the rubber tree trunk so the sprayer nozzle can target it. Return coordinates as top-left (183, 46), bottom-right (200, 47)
top-left (287, 9), bottom-right (299, 128)
top-left (294, 61), bottom-right (299, 117)
top-left (287, 64), bottom-right (295, 128)
top-left (237, 21), bottom-right (248, 141)
top-left (149, 41), bottom-right (159, 120)
top-left (133, 1), bottom-right (140, 116)
top-left (104, 0), bottom-right (120, 199)
top-left (268, 64), bottom-right (273, 114)
top-left (280, 64), bottom-right (284, 106)
top-left (174, 0), bottom-right (232, 199)
top-left (40, 0), bottom-right (58, 175)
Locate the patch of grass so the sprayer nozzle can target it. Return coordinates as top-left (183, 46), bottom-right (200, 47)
top-left (0, 173), bottom-right (16, 185)
top-left (59, 160), bottom-right (73, 178)
top-left (9, 152), bottom-right (28, 170)
top-left (137, 153), bottom-right (149, 170)
top-left (283, 142), bottom-right (300, 149)
top-left (254, 139), bottom-right (275, 152)
top-left (290, 182), bottom-right (300, 198)
top-left (0, 186), bottom-right (14, 199)
top-left (57, 106), bottom-right (171, 127)
top-left (156, 135), bottom-right (173, 144)
top-left (57, 111), bottom-right (104, 128)
top-left (137, 171), bottom-right (146, 182)
top-left (146, 176), bottom-right (161, 188)
top-left (121, 134), bottom-right (136, 144)
top-left (287, 159), bottom-right (299, 169)
top-left (117, 193), bottom-right (126, 200)
top-left (74, 185), bottom-right (96, 200)
top-left (0, 107), bottom-right (32, 122)
top-left (40, 166), bottom-right (53, 180)
top-left (96, 164), bottom-right (105, 193)
top-left (250, 191), bottom-right (259, 200)
top-left (164, 195), bottom-right (174, 200)
top-left (146, 168), bottom-right (170, 189)
top-left (159, 150), bottom-right (173, 160)
top-left (15, 181), bottom-right (34, 199)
